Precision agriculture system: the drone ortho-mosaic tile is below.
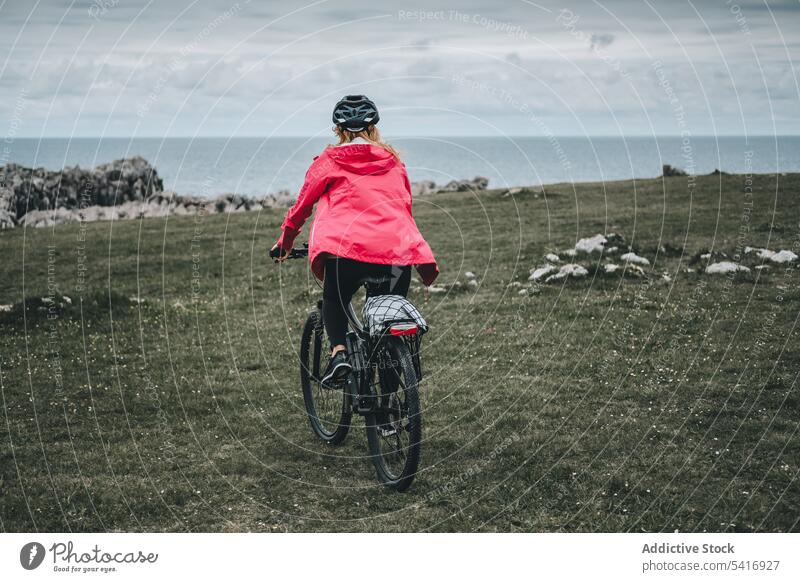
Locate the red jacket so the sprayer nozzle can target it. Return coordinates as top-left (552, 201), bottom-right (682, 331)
top-left (276, 143), bottom-right (439, 285)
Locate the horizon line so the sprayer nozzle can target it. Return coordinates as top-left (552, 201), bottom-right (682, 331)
top-left (8, 134), bottom-right (800, 140)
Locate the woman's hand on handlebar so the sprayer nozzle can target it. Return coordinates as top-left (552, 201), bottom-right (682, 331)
top-left (270, 242), bottom-right (292, 262)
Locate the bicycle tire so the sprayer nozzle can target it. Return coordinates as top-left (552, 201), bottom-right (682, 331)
top-left (300, 310), bottom-right (351, 444)
top-left (365, 337), bottom-right (422, 491)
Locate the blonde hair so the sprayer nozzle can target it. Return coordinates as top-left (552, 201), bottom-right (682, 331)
top-left (332, 125), bottom-right (401, 159)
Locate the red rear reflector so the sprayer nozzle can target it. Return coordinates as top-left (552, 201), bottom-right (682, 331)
top-left (389, 324), bottom-right (418, 336)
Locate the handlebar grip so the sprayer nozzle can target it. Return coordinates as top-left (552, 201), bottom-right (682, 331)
top-left (270, 243), bottom-right (309, 261)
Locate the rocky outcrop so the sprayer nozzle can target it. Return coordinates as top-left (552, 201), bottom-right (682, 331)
top-left (0, 157), bottom-right (488, 229)
top-left (435, 176), bottom-right (490, 193)
top-left (662, 164), bottom-right (687, 177)
top-left (261, 189), bottom-right (296, 209)
top-left (409, 180), bottom-right (437, 196)
top-left (0, 157), bottom-right (307, 229)
top-left (16, 195), bottom-right (190, 228)
top-left (408, 176), bottom-right (490, 195)
top-left (13, 190), bottom-right (304, 228)
top-left (0, 156), bottom-right (163, 222)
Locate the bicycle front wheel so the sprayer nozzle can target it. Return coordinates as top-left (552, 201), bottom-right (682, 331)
top-left (365, 337), bottom-right (422, 491)
top-left (300, 310), bottom-right (351, 444)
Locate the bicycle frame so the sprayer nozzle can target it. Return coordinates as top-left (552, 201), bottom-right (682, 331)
top-left (323, 287), bottom-right (416, 415)
top-left (340, 294), bottom-right (386, 414)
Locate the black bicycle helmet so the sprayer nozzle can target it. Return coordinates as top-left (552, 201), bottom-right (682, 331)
top-left (332, 95), bottom-right (380, 132)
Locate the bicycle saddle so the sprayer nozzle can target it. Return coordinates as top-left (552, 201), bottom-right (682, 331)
top-left (362, 275), bottom-right (392, 285)
top-left (362, 275), bottom-right (393, 295)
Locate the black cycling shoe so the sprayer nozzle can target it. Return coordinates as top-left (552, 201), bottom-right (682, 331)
top-left (321, 350), bottom-right (352, 387)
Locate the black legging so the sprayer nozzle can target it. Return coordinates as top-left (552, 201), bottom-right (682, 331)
top-left (322, 258), bottom-right (411, 347)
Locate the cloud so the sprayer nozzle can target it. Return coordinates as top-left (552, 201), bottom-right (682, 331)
top-left (505, 52), bottom-right (522, 66)
top-left (0, 0), bottom-right (797, 136)
top-left (590, 33), bottom-right (615, 51)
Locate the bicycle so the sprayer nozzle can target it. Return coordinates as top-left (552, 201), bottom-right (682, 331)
top-left (275, 244), bottom-right (426, 491)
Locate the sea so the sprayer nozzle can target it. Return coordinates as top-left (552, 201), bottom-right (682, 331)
top-left (4, 136), bottom-right (799, 197)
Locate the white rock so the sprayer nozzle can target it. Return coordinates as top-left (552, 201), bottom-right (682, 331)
top-left (0, 209), bottom-right (15, 228)
top-left (604, 263), bottom-right (620, 273)
top-left (749, 247), bottom-right (773, 260)
top-left (464, 271), bottom-right (476, 279)
top-left (748, 247), bottom-right (794, 262)
top-left (621, 252), bottom-right (650, 266)
top-left (467, 279), bottom-right (478, 287)
top-left (575, 234), bottom-right (607, 253)
top-left (706, 261), bottom-right (750, 275)
top-left (19, 210), bottom-right (56, 228)
top-left (0, 304), bottom-right (12, 312)
top-left (606, 246), bottom-right (618, 254)
top-left (507, 281), bottom-right (522, 288)
top-left (755, 265), bottom-right (770, 271)
top-left (545, 253), bottom-right (560, 263)
top-left (172, 204), bottom-right (192, 216)
top-left (426, 285), bottom-right (447, 294)
top-left (529, 265), bottom-right (556, 281)
top-left (627, 264), bottom-right (646, 277)
top-left (517, 288), bottom-right (528, 296)
top-left (410, 180), bottom-right (437, 196)
top-left (80, 206), bottom-right (110, 221)
top-left (562, 249), bottom-right (577, 257)
top-left (768, 250), bottom-right (798, 263)
top-left (564, 264), bottom-right (589, 277)
top-left (545, 263), bottom-right (589, 283)
top-left (700, 253), bottom-right (711, 260)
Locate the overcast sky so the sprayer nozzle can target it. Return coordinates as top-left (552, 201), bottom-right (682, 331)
top-left (1, 0), bottom-right (798, 137)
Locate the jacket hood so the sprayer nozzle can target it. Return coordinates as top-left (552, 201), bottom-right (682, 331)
top-left (326, 144), bottom-right (396, 175)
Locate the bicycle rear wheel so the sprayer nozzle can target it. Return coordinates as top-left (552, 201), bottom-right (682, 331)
top-left (365, 337), bottom-right (422, 491)
top-left (300, 310), bottom-right (351, 444)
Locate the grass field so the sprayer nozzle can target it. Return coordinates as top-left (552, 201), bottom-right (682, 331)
top-left (1, 172), bottom-right (799, 532)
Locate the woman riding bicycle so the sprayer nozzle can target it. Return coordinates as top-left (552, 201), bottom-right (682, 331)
top-left (272, 95), bottom-right (438, 386)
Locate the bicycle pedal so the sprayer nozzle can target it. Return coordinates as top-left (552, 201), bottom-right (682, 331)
top-left (321, 378), bottom-right (346, 390)
top-left (377, 426), bottom-right (398, 437)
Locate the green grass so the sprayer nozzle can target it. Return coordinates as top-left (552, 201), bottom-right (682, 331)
top-left (1, 172), bottom-right (798, 532)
